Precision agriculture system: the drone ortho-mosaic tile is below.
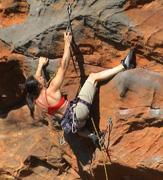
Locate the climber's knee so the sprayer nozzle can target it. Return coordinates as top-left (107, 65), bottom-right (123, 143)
top-left (87, 73), bottom-right (98, 86)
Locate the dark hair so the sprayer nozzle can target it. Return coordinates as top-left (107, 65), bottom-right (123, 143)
top-left (25, 75), bottom-right (41, 118)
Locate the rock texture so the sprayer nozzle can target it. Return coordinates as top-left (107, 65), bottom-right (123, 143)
top-left (92, 68), bottom-right (163, 180)
top-left (0, 0), bottom-right (29, 28)
top-left (0, 0), bottom-right (163, 180)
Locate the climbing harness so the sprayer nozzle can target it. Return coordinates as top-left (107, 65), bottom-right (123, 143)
top-left (99, 118), bottom-right (112, 145)
top-left (60, 100), bottom-right (77, 134)
top-left (60, 97), bottom-right (90, 145)
top-left (66, 4), bottom-right (72, 34)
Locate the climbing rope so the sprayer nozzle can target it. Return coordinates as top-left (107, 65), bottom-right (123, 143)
top-left (46, 64), bottom-right (60, 87)
top-left (65, 5), bottom-right (109, 180)
top-left (46, 3), bottom-right (110, 180)
top-left (64, 3), bottom-right (110, 180)
top-left (90, 117), bottom-right (109, 180)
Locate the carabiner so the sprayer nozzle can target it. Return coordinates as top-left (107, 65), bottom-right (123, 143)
top-left (60, 130), bottom-right (65, 145)
top-left (60, 135), bottom-right (65, 145)
top-left (99, 118), bottom-right (112, 145)
top-left (72, 124), bottom-right (77, 133)
top-left (71, 108), bottom-right (77, 133)
top-left (67, 4), bottom-right (71, 15)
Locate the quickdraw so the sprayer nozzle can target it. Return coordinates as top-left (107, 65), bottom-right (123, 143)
top-left (59, 105), bottom-right (76, 145)
top-left (66, 4), bottom-right (72, 34)
top-left (60, 107), bottom-right (77, 146)
top-left (99, 118), bottom-right (112, 145)
top-left (60, 130), bottom-right (65, 145)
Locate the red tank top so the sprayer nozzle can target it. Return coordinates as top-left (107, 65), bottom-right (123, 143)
top-left (36, 90), bottom-right (65, 115)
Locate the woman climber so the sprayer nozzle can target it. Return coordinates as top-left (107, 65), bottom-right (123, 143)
top-left (25, 31), bottom-right (135, 147)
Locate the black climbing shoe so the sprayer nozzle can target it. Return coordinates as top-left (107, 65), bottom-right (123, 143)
top-left (122, 50), bottom-right (135, 70)
top-left (88, 132), bottom-right (100, 149)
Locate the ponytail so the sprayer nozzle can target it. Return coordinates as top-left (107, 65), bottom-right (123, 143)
top-left (25, 75), bottom-right (41, 118)
top-left (26, 93), bottom-right (35, 118)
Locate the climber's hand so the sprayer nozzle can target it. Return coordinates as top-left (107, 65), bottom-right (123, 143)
top-left (38, 57), bottom-right (49, 67)
top-left (64, 32), bottom-right (72, 45)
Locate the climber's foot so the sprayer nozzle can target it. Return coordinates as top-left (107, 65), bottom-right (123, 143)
top-left (122, 50), bottom-right (135, 70)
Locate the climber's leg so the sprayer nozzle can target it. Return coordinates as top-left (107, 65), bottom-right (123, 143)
top-left (87, 50), bottom-right (135, 86)
top-left (87, 64), bottom-right (124, 86)
top-left (77, 128), bottom-right (100, 149)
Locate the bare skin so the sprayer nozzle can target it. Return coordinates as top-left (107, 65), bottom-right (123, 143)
top-left (34, 31), bottom-right (125, 137)
top-left (34, 32), bottom-right (72, 120)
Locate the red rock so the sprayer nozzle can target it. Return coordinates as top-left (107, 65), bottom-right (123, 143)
top-left (0, 53), bottom-right (30, 110)
top-left (0, 0), bottom-right (163, 179)
top-left (0, 0), bottom-right (29, 28)
top-left (0, 40), bottom-right (13, 59)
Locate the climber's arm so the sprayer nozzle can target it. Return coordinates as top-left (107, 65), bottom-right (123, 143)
top-left (48, 32), bottom-right (72, 91)
top-left (35, 57), bottom-right (49, 77)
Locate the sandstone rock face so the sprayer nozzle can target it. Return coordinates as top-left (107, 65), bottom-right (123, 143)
top-left (0, 0), bottom-right (29, 28)
top-left (0, 0), bottom-right (163, 180)
top-left (92, 69), bottom-right (163, 180)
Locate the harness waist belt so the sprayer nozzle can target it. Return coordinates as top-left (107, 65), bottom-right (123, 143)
top-left (70, 97), bottom-right (90, 109)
